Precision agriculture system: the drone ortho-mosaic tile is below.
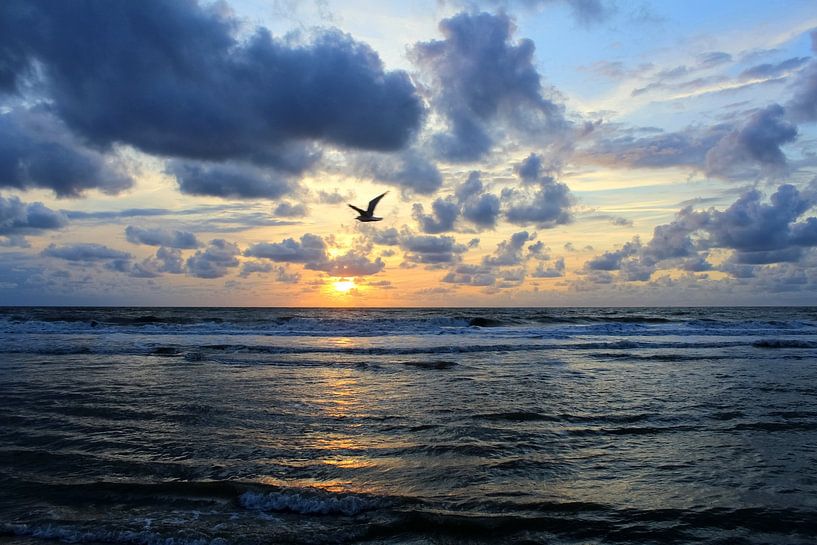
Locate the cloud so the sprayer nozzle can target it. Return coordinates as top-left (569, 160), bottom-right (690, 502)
top-left (125, 225), bottom-right (199, 249)
top-left (515, 153), bottom-right (544, 182)
top-left (239, 260), bottom-right (273, 278)
top-left (243, 232), bottom-right (384, 277)
top-left (584, 183), bottom-right (817, 283)
top-left (0, 108), bottom-right (133, 197)
top-left (585, 238), bottom-right (641, 270)
top-left (1, 1), bottom-right (423, 163)
top-left (442, 265), bottom-right (496, 287)
top-left (273, 202), bottom-right (308, 218)
top-left (483, 230), bottom-right (534, 266)
top-left (370, 227), bottom-right (400, 246)
top-left (504, 177), bottom-right (575, 228)
top-left (306, 252), bottom-right (385, 276)
top-left (457, 171), bottom-right (500, 229)
top-left (453, 0), bottom-right (613, 25)
top-left (738, 56), bottom-right (810, 81)
top-left (787, 31), bottom-right (817, 122)
top-left (584, 105), bottom-right (797, 180)
top-left (315, 189), bottom-right (353, 204)
top-left (462, 192), bottom-right (501, 228)
top-left (409, 171), bottom-right (501, 234)
top-left (583, 122), bottom-right (728, 170)
top-left (156, 247), bottom-right (184, 274)
top-left (400, 233), bottom-right (469, 265)
top-left (240, 261), bottom-right (300, 282)
top-left (168, 161), bottom-right (297, 200)
top-left (185, 239), bottom-right (241, 278)
top-left (412, 198), bottom-right (459, 233)
top-left (42, 243), bottom-right (131, 261)
top-left (354, 150), bottom-right (443, 194)
top-left (704, 104), bottom-right (797, 179)
top-left (698, 51), bottom-right (732, 68)
top-left (532, 256), bottom-right (565, 277)
top-left (244, 233), bottom-right (327, 263)
top-left (411, 11), bottom-right (566, 162)
top-left (0, 194), bottom-right (68, 246)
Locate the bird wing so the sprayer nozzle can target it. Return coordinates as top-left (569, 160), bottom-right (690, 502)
top-left (348, 204), bottom-right (367, 215)
top-left (366, 191), bottom-right (388, 215)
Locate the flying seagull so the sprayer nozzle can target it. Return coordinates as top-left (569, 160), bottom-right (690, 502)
top-left (349, 191), bottom-right (388, 222)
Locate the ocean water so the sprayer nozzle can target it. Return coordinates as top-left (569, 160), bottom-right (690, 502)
top-left (1, 307), bottom-right (816, 545)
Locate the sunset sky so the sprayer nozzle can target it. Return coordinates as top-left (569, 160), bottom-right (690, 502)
top-left (2, 0), bottom-right (817, 306)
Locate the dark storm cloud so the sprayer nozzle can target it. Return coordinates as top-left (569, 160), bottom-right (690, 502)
top-left (0, 1), bottom-right (423, 163)
top-left (411, 11), bottom-right (566, 162)
top-left (125, 226), bottom-right (199, 249)
top-left (168, 161), bottom-right (297, 200)
top-left (42, 243), bottom-right (131, 261)
top-left (244, 234), bottom-right (328, 263)
top-left (0, 195), bottom-right (68, 246)
top-left (0, 108), bottom-right (133, 197)
top-left (185, 239), bottom-right (241, 279)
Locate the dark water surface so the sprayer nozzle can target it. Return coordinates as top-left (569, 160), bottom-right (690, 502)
top-left (1, 307), bottom-right (816, 544)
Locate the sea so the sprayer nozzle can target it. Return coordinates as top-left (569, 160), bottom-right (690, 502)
top-left (1, 307), bottom-right (816, 545)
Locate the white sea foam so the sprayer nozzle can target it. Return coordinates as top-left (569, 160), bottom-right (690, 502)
top-left (6, 523), bottom-right (229, 545)
top-left (239, 490), bottom-right (382, 515)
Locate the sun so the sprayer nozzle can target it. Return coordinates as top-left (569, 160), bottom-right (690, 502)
top-left (332, 280), bottom-right (356, 293)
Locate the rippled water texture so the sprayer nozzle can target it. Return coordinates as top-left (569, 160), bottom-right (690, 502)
top-left (1, 307), bottom-right (816, 544)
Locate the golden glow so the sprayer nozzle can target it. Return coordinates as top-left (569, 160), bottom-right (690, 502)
top-left (332, 279), bottom-right (356, 293)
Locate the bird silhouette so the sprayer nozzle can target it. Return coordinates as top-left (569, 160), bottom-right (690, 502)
top-left (348, 191), bottom-right (388, 222)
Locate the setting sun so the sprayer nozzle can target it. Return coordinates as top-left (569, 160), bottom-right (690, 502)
top-left (332, 280), bottom-right (356, 293)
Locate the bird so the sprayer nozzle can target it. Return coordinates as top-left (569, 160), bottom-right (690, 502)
top-left (348, 191), bottom-right (388, 222)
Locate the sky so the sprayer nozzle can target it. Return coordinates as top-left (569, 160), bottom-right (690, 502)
top-left (1, 0), bottom-right (817, 306)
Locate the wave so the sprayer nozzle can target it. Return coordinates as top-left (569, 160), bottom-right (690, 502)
top-left (4, 479), bottom-right (817, 545)
top-left (240, 490), bottom-right (385, 516)
top-left (3, 524), bottom-right (229, 545)
top-left (0, 339), bottom-right (752, 358)
top-left (752, 339), bottom-right (817, 348)
top-left (3, 307), bottom-right (816, 339)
